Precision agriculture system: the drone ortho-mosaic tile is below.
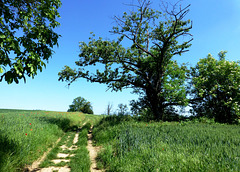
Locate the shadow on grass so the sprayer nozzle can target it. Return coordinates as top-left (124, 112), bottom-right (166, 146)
top-left (37, 117), bottom-right (79, 132)
top-left (97, 115), bottom-right (134, 127)
top-left (0, 132), bottom-right (20, 171)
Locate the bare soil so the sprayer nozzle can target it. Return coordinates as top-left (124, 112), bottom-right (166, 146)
top-left (26, 123), bottom-right (104, 172)
top-left (87, 126), bottom-right (103, 172)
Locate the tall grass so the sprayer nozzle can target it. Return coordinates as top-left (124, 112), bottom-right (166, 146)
top-left (93, 116), bottom-right (240, 171)
top-left (70, 123), bottom-right (92, 172)
top-left (0, 109), bottom-right (99, 171)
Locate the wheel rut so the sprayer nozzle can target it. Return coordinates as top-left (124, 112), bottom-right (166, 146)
top-left (26, 123), bottom-right (85, 172)
top-left (87, 126), bottom-right (103, 172)
top-left (26, 137), bottom-right (62, 171)
top-left (26, 122), bottom-right (103, 172)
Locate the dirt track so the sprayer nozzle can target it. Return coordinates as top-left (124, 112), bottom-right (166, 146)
top-left (26, 123), bottom-right (103, 172)
top-left (87, 126), bottom-right (102, 172)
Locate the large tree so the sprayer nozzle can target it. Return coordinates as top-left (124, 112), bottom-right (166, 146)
top-left (190, 51), bottom-right (240, 123)
top-left (0, 0), bottom-right (61, 84)
top-left (58, 0), bottom-right (192, 120)
top-left (68, 96), bottom-right (94, 114)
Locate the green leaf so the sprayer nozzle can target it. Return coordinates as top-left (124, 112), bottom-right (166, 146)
top-left (0, 35), bottom-right (6, 39)
top-left (0, 0), bottom-right (61, 84)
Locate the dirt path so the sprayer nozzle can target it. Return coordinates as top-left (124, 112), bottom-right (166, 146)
top-left (26, 122), bottom-right (87, 172)
top-left (87, 126), bottom-right (103, 172)
top-left (26, 122), bottom-right (103, 172)
top-left (26, 137), bottom-right (62, 171)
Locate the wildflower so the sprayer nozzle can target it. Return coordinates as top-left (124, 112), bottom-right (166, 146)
top-left (29, 123), bottom-right (31, 125)
top-left (30, 129), bottom-right (32, 131)
top-left (25, 133), bottom-right (27, 136)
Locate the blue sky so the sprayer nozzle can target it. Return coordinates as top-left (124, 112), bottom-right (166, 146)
top-left (1, 0), bottom-right (240, 114)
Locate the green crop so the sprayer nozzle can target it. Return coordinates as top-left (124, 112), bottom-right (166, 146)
top-left (94, 116), bottom-right (240, 171)
top-left (0, 109), bottom-right (99, 171)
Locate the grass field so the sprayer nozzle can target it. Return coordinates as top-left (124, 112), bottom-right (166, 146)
top-left (0, 109), bottom-right (101, 172)
top-left (1, 109), bottom-right (240, 172)
top-left (93, 116), bottom-right (240, 172)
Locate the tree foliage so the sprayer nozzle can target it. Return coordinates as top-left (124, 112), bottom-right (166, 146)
top-left (0, 0), bottom-right (61, 84)
top-left (58, 0), bottom-right (192, 120)
top-left (130, 60), bottom-right (189, 119)
top-left (190, 51), bottom-right (240, 123)
top-left (68, 96), bottom-right (93, 114)
top-left (117, 103), bottom-right (129, 116)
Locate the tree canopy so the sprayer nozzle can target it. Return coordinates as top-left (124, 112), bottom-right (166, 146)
top-left (190, 51), bottom-right (240, 123)
top-left (58, 0), bottom-right (193, 120)
top-left (0, 0), bottom-right (61, 84)
top-left (68, 96), bottom-right (94, 114)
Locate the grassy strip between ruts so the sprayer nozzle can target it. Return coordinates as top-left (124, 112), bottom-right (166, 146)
top-left (0, 109), bottom-right (101, 172)
top-left (70, 123), bottom-right (92, 172)
top-left (39, 132), bottom-right (73, 168)
top-left (93, 115), bottom-right (240, 172)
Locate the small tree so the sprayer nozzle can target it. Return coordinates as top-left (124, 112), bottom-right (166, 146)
top-left (68, 96), bottom-right (93, 114)
top-left (190, 51), bottom-right (240, 123)
top-left (0, 0), bottom-right (61, 84)
top-left (106, 102), bottom-right (113, 115)
top-left (117, 103), bottom-right (129, 116)
top-left (58, 0), bottom-right (192, 120)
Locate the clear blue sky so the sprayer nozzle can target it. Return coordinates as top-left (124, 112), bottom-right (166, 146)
top-left (1, 0), bottom-right (240, 114)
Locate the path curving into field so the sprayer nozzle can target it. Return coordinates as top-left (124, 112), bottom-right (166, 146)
top-left (87, 126), bottom-right (103, 172)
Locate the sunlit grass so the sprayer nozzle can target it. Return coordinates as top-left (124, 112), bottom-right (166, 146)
top-left (41, 122), bottom-right (93, 170)
top-left (93, 116), bottom-right (240, 172)
top-left (70, 123), bottom-right (92, 172)
top-left (0, 109), bottom-right (100, 171)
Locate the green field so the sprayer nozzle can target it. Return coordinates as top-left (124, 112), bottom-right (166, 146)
top-left (93, 116), bottom-right (240, 172)
top-left (0, 109), bottom-right (101, 171)
top-left (1, 110), bottom-right (240, 171)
